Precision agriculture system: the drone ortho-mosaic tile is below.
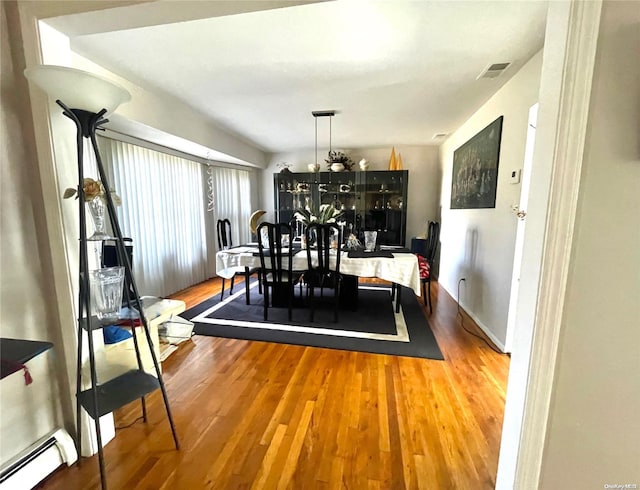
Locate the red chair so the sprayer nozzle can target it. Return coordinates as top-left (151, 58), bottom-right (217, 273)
top-left (415, 221), bottom-right (440, 313)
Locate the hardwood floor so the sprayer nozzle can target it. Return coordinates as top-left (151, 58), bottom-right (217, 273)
top-left (38, 278), bottom-right (510, 489)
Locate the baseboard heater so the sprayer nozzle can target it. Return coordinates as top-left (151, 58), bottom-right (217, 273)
top-left (0, 429), bottom-right (77, 490)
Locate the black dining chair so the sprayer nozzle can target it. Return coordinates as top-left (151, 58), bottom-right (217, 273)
top-left (257, 222), bottom-right (303, 321)
top-left (305, 223), bottom-right (343, 323)
top-left (415, 220), bottom-right (440, 313)
top-left (217, 218), bottom-right (260, 304)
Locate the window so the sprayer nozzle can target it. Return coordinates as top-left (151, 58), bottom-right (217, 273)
top-left (212, 166), bottom-right (252, 248)
top-left (99, 138), bottom-right (208, 297)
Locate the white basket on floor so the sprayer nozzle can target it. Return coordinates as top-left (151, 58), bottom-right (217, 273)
top-left (158, 315), bottom-right (194, 345)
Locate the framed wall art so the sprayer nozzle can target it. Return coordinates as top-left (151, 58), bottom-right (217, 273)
top-left (450, 116), bottom-right (504, 209)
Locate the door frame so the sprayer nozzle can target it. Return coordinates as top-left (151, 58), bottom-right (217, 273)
top-left (504, 103), bottom-right (538, 354)
top-left (496, 0), bottom-right (603, 487)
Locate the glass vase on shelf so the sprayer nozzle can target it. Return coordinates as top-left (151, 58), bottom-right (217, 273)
top-left (63, 178), bottom-right (120, 241)
top-left (87, 197), bottom-right (113, 241)
top-left (89, 266), bottom-right (125, 323)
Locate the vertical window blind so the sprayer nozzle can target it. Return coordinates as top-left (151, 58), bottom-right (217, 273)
top-left (212, 166), bottom-right (252, 248)
top-left (98, 137), bottom-right (208, 297)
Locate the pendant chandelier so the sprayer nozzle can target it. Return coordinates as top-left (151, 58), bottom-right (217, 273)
top-left (312, 110), bottom-right (335, 171)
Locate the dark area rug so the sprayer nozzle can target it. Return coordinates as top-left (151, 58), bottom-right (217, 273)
top-left (181, 283), bottom-right (444, 360)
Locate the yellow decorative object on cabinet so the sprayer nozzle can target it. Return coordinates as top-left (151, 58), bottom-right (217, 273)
top-left (397, 152), bottom-right (404, 170)
top-left (388, 147), bottom-right (397, 170)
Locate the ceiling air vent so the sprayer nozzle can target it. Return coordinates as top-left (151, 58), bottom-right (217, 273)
top-left (432, 133), bottom-right (449, 140)
top-left (477, 62), bottom-right (511, 80)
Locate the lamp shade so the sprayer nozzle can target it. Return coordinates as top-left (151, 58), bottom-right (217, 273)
top-left (24, 65), bottom-right (131, 115)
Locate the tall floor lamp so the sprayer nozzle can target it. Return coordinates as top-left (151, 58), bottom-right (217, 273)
top-left (24, 65), bottom-right (179, 490)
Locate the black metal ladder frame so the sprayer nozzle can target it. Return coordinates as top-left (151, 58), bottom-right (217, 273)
top-left (59, 100), bottom-right (179, 490)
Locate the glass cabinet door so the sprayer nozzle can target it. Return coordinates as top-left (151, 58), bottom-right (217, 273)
top-left (318, 171), bottom-right (357, 238)
top-left (274, 172), bottom-right (295, 227)
top-left (275, 171), bottom-right (359, 238)
top-left (275, 170), bottom-right (408, 246)
top-left (274, 172), bottom-right (313, 235)
top-left (359, 170), bottom-right (408, 246)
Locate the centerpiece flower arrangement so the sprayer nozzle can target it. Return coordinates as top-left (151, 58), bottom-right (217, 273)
top-left (294, 203), bottom-right (345, 248)
top-left (294, 202), bottom-right (344, 226)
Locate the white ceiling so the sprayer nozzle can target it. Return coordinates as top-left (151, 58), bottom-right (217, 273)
top-left (47, 0), bottom-right (548, 154)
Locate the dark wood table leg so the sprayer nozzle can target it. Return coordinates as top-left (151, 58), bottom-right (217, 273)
top-left (244, 267), bottom-right (251, 305)
top-left (395, 284), bottom-right (402, 313)
top-left (340, 274), bottom-right (359, 310)
top-left (270, 283), bottom-right (289, 307)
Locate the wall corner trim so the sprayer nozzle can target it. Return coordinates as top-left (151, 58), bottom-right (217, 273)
top-left (510, 0), bottom-right (603, 488)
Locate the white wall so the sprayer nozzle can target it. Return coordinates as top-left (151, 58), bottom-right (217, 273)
top-left (260, 145), bottom-right (441, 244)
top-left (438, 50), bottom-right (543, 348)
top-left (70, 52), bottom-right (268, 168)
top-left (539, 1), bottom-right (640, 485)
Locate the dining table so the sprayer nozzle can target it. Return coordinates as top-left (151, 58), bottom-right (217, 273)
top-left (216, 243), bottom-right (421, 312)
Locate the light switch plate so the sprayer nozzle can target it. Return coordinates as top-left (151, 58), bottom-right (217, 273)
top-left (510, 169), bottom-right (521, 184)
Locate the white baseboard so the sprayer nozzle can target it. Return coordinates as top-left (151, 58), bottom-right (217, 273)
top-left (0, 429), bottom-right (77, 490)
top-left (456, 299), bottom-right (507, 353)
top-left (458, 300), bottom-right (506, 352)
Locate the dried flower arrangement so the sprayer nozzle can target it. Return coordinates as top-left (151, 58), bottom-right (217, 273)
top-left (63, 178), bottom-right (121, 205)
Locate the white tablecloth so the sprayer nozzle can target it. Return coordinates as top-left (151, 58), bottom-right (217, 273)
top-left (216, 248), bottom-right (421, 296)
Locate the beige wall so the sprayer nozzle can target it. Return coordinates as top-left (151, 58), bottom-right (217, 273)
top-left (0, 1), bottom-right (71, 463)
top-left (539, 1), bottom-right (640, 486)
top-left (438, 50), bottom-right (543, 348)
top-left (260, 145), bottom-right (441, 245)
